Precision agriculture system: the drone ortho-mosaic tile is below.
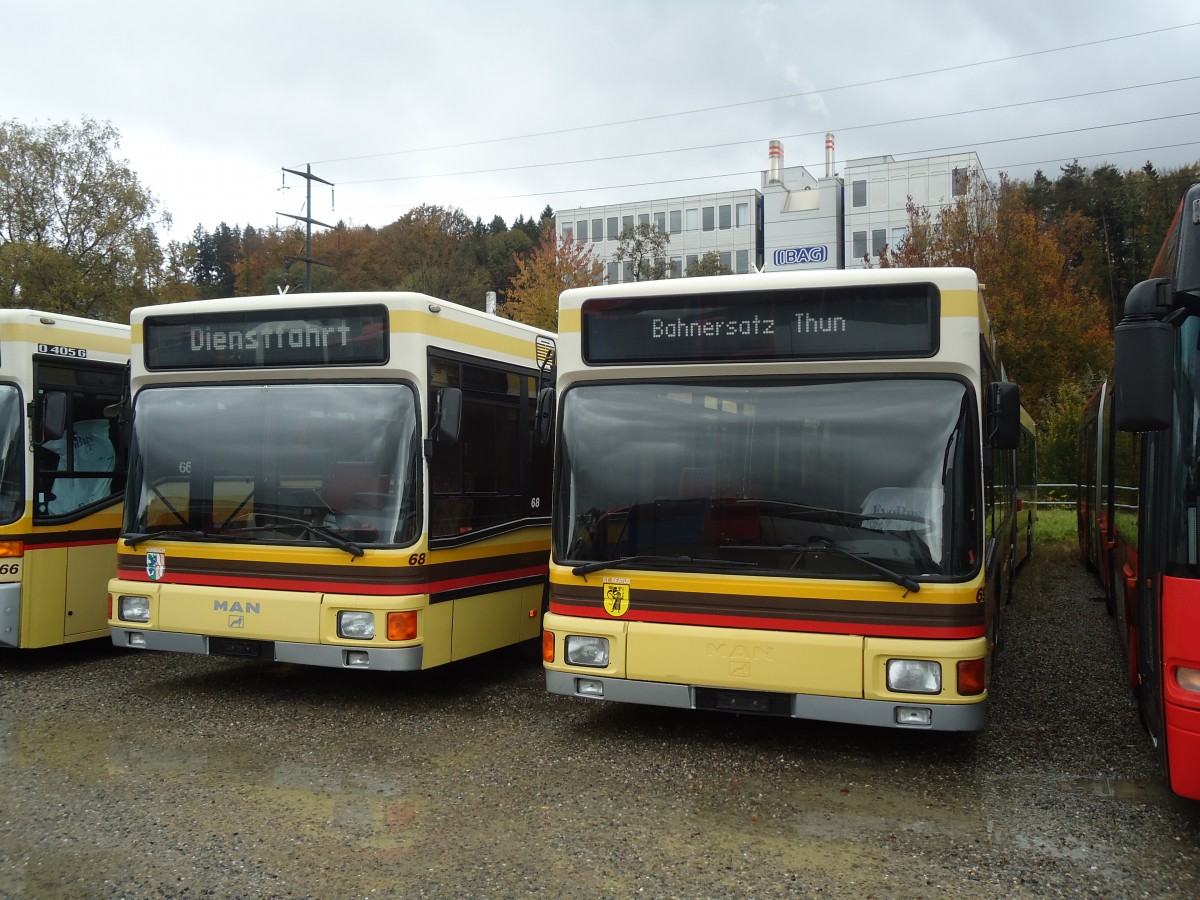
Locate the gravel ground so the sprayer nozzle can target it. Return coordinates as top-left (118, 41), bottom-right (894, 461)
top-left (1, 541), bottom-right (1198, 899)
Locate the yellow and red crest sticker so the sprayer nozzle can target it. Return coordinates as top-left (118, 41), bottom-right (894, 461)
top-left (602, 578), bottom-right (630, 617)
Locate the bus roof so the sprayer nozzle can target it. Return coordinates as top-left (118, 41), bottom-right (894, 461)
top-left (130, 291), bottom-right (551, 338)
top-left (0, 308), bottom-right (129, 337)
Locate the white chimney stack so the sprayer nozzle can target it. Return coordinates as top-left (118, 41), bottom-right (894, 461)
top-left (825, 133), bottom-right (835, 178)
top-left (768, 140), bottom-right (783, 185)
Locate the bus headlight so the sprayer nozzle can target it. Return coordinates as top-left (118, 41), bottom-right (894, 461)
top-left (1177, 666), bottom-right (1200, 694)
top-left (117, 595), bottom-right (151, 623)
top-left (565, 635), bottom-right (609, 667)
top-left (887, 659), bottom-right (942, 694)
top-left (338, 611), bottom-right (375, 640)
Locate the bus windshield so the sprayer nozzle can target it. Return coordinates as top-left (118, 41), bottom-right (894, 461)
top-left (556, 377), bottom-right (978, 581)
top-left (126, 383), bottom-right (420, 548)
top-left (0, 386), bottom-right (23, 525)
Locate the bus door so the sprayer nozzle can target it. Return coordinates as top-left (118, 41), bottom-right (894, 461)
top-left (30, 359), bottom-right (126, 642)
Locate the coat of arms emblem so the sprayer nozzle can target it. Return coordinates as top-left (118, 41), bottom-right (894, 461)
top-left (145, 550), bottom-right (165, 581)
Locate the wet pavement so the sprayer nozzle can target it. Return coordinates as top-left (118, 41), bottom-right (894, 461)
top-left (1, 542), bottom-right (1198, 898)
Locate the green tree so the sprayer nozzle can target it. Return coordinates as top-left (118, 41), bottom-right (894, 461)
top-left (374, 204), bottom-right (490, 307)
top-left (190, 222), bottom-right (241, 298)
top-left (686, 250), bottom-right (731, 277)
top-left (486, 227), bottom-right (533, 303)
top-left (613, 221), bottom-right (669, 281)
top-left (503, 222), bottom-right (602, 330)
top-left (0, 117), bottom-right (167, 318)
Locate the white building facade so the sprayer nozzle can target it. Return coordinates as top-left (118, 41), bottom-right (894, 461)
top-left (558, 189), bottom-right (763, 282)
top-left (555, 138), bottom-right (988, 281)
top-left (842, 150), bottom-right (985, 268)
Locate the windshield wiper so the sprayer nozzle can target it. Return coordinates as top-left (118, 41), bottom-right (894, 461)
top-left (227, 513), bottom-right (365, 558)
top-left (123, 529), bottom-right (208, 549)
top-left (789, 546), bottom-right (920, 593)
top-left (570, 555), bottom-right (758, 578)
top-left (734, 498), bottom-right (929, 530)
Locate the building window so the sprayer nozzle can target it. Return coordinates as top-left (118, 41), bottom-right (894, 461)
top-left (952, 167), bottom-right (969, 196)
top-left (872, 229), bottom-right (887, 256)
top-left (736, 249), bottom-right (749, 274)
top-left (719, 251), bottom-right (732, 271)
top-left (592, 218), bottom-right (603, 242)
top-left (852, 231), bottom-right (867, 258)
top-left (685, 209), bottom-right (698, 232)
top-left (638, 213), bottom-right (650, 227)
top-left (736, 203), bottom-right (749, 227)
top-left (670, 210), bottom-right (682, 233)
top-left (622, 261), bottom-right (634, 282)
top-left (654, 211), bottom-right (666, 233)
top-left (702, 207), bottom-right (715, 232)
top-left (892, 226), bottom-right (907, 249)
top-left (852, 180), bottom-right (867, 207)
top-left (622, 215), bottom-right (634, 233)
top-left (719, 205), bottom-right (732, 230)
top-left (607, 217), bottom-right (618, 242)
top-left (577, 220), bottom-right (588, 242)
top-left (607, 261), bottom-right (619, 284)
top-left (562, 223), bottom-right (573, 240)
top-left (670, 257), bottom-right (682, 278)
top-left (686, 254), bottom-right (698, 273)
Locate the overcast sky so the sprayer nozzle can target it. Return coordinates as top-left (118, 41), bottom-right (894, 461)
top-left (8, 1), bottom-right (1199, 243)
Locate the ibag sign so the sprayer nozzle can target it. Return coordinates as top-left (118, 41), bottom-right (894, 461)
top-left (773, 245), bottom-right (829, 266)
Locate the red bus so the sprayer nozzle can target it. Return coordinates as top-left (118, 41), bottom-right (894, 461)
top-left (1084, 181), bottom-right (1200, 800)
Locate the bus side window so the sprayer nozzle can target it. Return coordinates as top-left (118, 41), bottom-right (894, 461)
top-left (42, 419), bottom-right (116, 516)
top-left (430, 471), bottom-right (474, 536)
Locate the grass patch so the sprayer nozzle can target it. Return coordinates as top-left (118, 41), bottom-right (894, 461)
top-left (1036, 506), bottom-right (1076, 544)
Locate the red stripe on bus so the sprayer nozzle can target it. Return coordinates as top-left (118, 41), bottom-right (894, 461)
top-left (548, 601), bottom-right (985, 640)
top-left (118, 565), bottom-right (548, 596)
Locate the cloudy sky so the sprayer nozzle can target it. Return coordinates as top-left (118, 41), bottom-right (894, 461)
top-left (8, 1), bottom-right (1199, 243)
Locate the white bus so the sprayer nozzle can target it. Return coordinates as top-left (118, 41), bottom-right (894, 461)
top-left (0, 309), bottom-right (130, 648)
top-left (108, 293), bottom-right (555, 670)
top-left (541, 270), bottom-right (1024, 730)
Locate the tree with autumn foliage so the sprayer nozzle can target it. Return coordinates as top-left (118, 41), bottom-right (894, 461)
top-left (0, 118), bottom-right (166, 319)
top-left (502, 222), bottom-right (603, 331)
top-left (891, 173), bottom-right (1111, 416)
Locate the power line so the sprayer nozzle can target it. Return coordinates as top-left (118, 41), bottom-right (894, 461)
top-left (307, 21), bottom-right (1200, 168)
top-left (329, 133), bottom-right (1200, 220)
top-left (328, 114), bottom-right (1200, 213)
top-left (336, 77), bottom-right (1200, 187)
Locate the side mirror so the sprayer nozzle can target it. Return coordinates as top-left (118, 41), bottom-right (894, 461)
top-left (536, 387), bottom-right (555, 446)
top-left (987, 382), bottom-right (1020, 450)
top-left (434, 387), bottom-right (462, 444)
top-left (104, 400), bottom-right (133, 452)
top-left (1114, 278), bottom-right (1176, 432)
top-left (37, 392), bottom-right (68, 444)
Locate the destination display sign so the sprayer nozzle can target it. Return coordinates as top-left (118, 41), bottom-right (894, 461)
top-left (143, 305), bottom-right (389, 370)
top-left (582, 284), bottom-right (938, 364)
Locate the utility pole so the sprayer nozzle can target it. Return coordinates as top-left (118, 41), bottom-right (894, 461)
top-left (277, 164), bottom-right (334, 293)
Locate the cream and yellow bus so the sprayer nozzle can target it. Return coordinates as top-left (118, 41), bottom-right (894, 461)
top-left (541, 269), bottom-right (1024, 730)
top-left (0, 309), bottom-right (130, 649)
top-left (108, 293), bottom-right (555, 670)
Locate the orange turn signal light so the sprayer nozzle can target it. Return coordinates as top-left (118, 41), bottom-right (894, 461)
top-left (0, 541), bottom-right (24, 558)
top-left (386, 611), bottom-right (418, 641)
top-left (542, 630), bottom-right (555, 663)
top-left (957, 658), bottom-right (986, 696)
